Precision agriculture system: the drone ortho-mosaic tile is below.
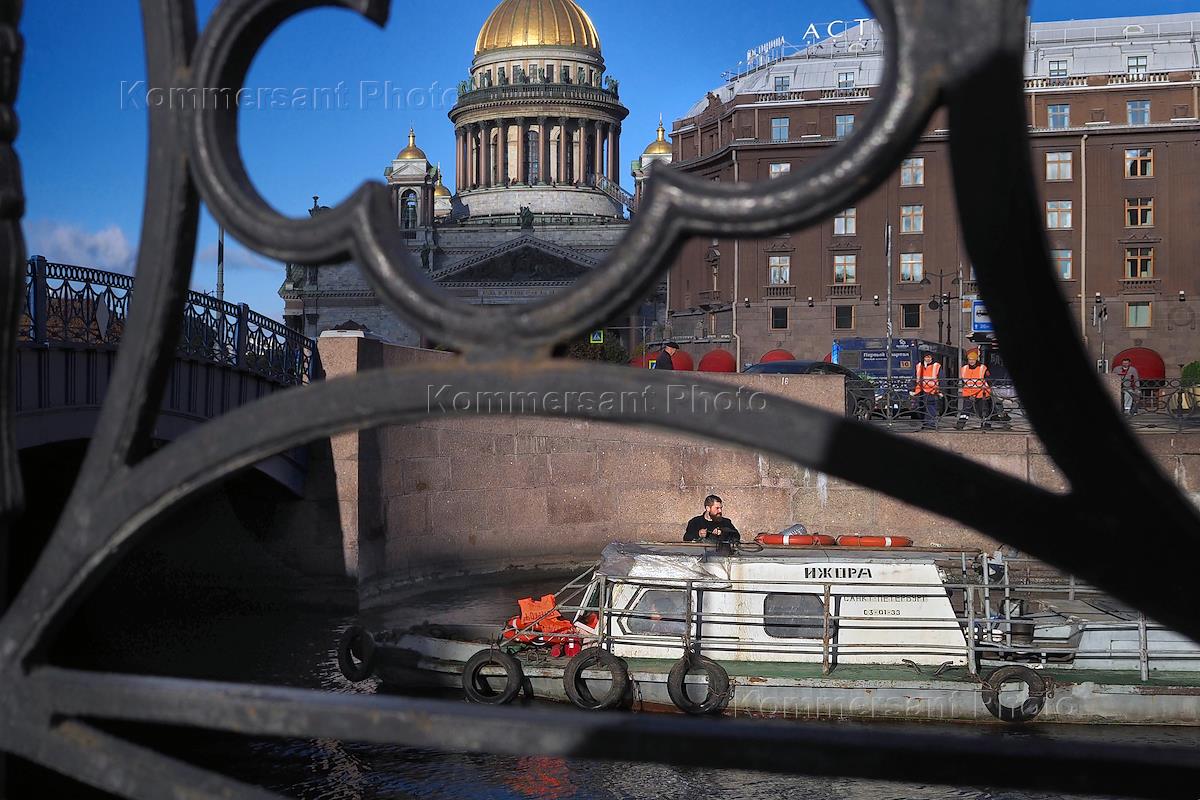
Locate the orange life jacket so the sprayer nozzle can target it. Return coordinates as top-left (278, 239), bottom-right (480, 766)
top-left (516, 594), bottom-right (575, 635)
top-left (961, 363), bottom-right (991, 398)
top-left (914, 361), bottom-right (942, 394)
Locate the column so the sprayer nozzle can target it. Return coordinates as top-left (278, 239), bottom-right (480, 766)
top-left (454, 128), bottom-right (462, 191)
top-left (576, 118), bottom-right (588, 186)
top-left (481, 121), bottom-right (492, 188)
top-left (539, 116), bottom-right (551, 185)
top-left (593, 120), bottom-right (604, 184)
top-left (612, 124), bottom-right (621, 184)
top-left (558, 116), bottom-right (569, 184)
top-left (606, 123), bottom-right (616, 182)
top-left (515, 117), bottom-right (527, 184)
top-left (497, 118), bottom-right (508, 186)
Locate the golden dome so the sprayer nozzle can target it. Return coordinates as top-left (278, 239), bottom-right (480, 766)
top-left (475, 0), bottom-right (601, 55)
top-left (643, 116), bottom-right (672, 156)
top-left (397, 128), bottom-right (427, 161)
top-left (433, 166), bottom-right (451, 197)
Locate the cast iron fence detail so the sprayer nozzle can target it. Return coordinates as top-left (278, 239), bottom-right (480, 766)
top-left (3, 0), bottom-right (1200, 798)
top-left (20, 256), bottom-right (314, 386)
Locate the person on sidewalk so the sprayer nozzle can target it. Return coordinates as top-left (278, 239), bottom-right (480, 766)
top-left (910, 351), bottom-right (942, 430)
top-left (1114, 357), bottom-right (1141, 416)
top-left (653, 341), bottom-right (679, 370)
top-left (957, 349), bottom-right (993, 430)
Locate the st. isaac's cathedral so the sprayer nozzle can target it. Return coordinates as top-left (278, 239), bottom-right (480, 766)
top-left (280, 0), bottom-right (674, 349)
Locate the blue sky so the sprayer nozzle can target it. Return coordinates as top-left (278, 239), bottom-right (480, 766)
top-left (18, 0), bottom-right (1198, 319)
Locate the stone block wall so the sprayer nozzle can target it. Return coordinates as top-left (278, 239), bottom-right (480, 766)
top-left (311, 337), bottom-right (1200, 603)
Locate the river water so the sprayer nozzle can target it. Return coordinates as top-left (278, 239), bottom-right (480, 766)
top-left (51, 566), bottom-right (1200, 799)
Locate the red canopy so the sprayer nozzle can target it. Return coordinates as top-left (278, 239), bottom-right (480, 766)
top-left (698, 348), bottom-right (737, 372)
top-left (629, 353), bottom-right (652, 369)
top-left (1112, 347), bottom-right (1165, 380)
top-left (760, 348), bottom-right (795, 363)
top-left (670, 349), bottom-right (695, 371)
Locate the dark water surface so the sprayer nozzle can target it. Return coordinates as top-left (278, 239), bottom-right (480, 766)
top-left (49, 567), bottom-right (1200, 799)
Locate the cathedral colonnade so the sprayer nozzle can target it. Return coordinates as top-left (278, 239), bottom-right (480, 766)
top-left (455, 118), bottom-right (622, 189)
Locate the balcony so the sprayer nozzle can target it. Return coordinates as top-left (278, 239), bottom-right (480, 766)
top-left (1107, 72), bottom-right (1170, 86)
top-left (451, 81), bottom-right (621, 114)
top-left (697, 289), bottom-right (724, 307)
top-left (820, 87), bottom-right (871, 100)
top-left (1024, 76), bottom-right (1087, 90)
top-left (755, 90), bottom-right (807, 103)
top-left (828, 283), bottom-right (862, 298)
top-left (764, 285), bottom-right (795, 300)
top-left (1120, 276), bottom-right (1162, 293)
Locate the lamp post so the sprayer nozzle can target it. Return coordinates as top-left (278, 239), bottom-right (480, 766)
top-left (920, 269), bottom-right (961, 348)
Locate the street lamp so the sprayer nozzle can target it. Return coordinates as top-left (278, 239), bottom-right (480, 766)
top-left (919, 270), bottom-right (961, 347)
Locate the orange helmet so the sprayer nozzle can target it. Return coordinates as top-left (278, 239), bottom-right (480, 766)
top-left (966, 348), bottom-right (980, 361)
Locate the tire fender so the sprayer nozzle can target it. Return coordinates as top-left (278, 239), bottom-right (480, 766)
top-left (982, 665), bottom-right (1046, 723)
top-left (337, 626), bottom-right (376, 683)
top-left (667, 654), bottom-right (731, 715)
top-left (462, 648), bottom-right (525, 705)
top-left (563, 647), bottom-right (630, 710)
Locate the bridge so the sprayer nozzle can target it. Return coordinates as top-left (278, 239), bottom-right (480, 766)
top-left (14, 256), bottom-right (316, 494)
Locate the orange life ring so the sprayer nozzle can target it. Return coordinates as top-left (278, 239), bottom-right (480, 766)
top-left (755, 533), bottom-right (837, 546)
top-left (835, 535), bottom-right (914, 548)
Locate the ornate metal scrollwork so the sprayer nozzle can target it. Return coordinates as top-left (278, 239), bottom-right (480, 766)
top-left (3, 0), bottom-right (1200, 796)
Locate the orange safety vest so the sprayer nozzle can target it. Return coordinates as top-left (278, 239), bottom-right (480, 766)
top-left (961, 363), bottom-right (992, 398)
top-left (914, 361), bottom-right (942, 395)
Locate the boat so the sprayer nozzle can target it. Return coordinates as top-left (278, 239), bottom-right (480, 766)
top-left (336, 538), bottom-right (1200, 725)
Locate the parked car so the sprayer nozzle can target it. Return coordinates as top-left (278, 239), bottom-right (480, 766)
top-left (743, 360), bottom-right (878, 418)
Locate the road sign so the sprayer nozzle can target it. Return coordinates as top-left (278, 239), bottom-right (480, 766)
top-left (972, 301), bottom-right (993, 333)
top-left (589, 330), bottom-right (604, 345)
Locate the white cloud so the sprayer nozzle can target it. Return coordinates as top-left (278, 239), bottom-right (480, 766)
top-left (25, 219), bottom-right (136, 274)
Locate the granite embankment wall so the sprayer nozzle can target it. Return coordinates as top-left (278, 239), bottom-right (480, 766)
top-left (301, 337), bottom-right (1200, 604)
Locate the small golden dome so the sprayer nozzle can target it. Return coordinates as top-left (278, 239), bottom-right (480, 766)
top-left (643, 116), bottom-right (672, 156)
top-left (434, 166), bottom-right (451, 197)
top-left (397, 128), bottom-right (428, 161)
top-left (475, 0), bottom-right (601, 55)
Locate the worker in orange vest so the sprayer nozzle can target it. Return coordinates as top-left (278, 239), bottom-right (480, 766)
top-left (910, 351), bottom-right (942, 430)
top-left (956, 349), bottom-right (993, 430)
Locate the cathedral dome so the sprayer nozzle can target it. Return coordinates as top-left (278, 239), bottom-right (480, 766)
top-left (643, 118), bottom-right (672, 156)
top-left (397, 128), bottom-right (427, 161)
top-left (475, 0), bottom-right (601, 55)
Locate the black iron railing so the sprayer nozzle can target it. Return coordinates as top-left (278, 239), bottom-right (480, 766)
top-left (20, 256), bottom-right (314, 386)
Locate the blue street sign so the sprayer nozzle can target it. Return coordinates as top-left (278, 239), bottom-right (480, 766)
top-left (972, 301), bottom-right (993, 333)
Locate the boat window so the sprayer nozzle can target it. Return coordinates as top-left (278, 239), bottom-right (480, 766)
top-left (763, 593), bottom-right (828, 639)
top-left (627, 589), bottom-right (688, 636)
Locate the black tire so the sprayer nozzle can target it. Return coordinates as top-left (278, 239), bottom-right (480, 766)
top-left (982, 665), bottom-right (1046, 723)
top-left (462, 649), bottom-right (524, 705)
top-left (667, 654), bottom-right (730, 715)
top-left (563, 648), bottom-right (630, 710)
top-left (337, 626), bottom-right (376, 682)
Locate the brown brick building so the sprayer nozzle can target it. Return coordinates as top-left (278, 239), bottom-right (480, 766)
top-left (663, 13), bottom-right (1200, 377)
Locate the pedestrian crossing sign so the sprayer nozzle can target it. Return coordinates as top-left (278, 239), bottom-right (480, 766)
top-left (590, 330), bottom-right (604, 344)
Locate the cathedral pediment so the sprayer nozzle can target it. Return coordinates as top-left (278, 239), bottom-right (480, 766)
top-left (433, 236), bottom-right (597, 284)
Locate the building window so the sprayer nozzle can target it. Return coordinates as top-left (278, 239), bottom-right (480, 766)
top-left (1125, 148), bottom-right (1153, 177)
top-left (835, 114), bottom-right (855, 139)
top-left (526, 129), bottom-right (540, 183)
top-left (1046, 200), bottom-right (1073, 229)
top-left (1049, 59), bottom-right (1068, 79)
top-left (837, 71), bottom-right (856, 89)
top-left (1127, 55), bottom-right (1148, 78)
top-left (901, 303), bottom-right (922, 329)
top-left (1126, 301), bottom-right (1152, 328)
top-left (1125, 197), bottom-right (1154, 227)
top-left (900, 157), bottom-right (925, 186)
top-left (1048, 104), bottom-right (1070, 129)
top-left (1052, 249), bottom-right (1073, 279)
top-left (1125, 246), bottom-right (1154, 278)
top-left (400, 190), bottom-right (418, 229)
top-left (1127, 100), bottom-right (1151, 125)
top-left (833, 208), bottom-right (856, 236)
top-left (769, 162), bottom-right (791, 179)
top-left (834, 305), bottom-right (855, 330)
top-left (1046, 151), bottom-right (1073, 181)
top-left (771, 117), bottom-right (790, 142)
top-left (768, 255), bottom-right (791, 285)
top-left (833, 253), bottom-right (857, 284)
top-left (770, 306), bottom-right (789, 330)
top-left (774, 75), bottom-right (790, 92)
top-left (900, 252), bottom-right (924, 283)
top-left (900, 204), bottom-right (925, 234)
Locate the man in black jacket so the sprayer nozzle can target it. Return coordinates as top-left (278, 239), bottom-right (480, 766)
top-left (653, 341), bottom-right (679, 370)
top-left (683, 495), bottom-right (740, 542)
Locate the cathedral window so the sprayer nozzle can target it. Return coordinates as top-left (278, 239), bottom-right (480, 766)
top-left (400, 190), bottom-right (418, 229)
top-left (526, 129), bottom-right (540, 184)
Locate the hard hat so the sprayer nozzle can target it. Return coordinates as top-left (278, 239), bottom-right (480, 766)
top-left (966, 348), bottom-right (980, 360)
